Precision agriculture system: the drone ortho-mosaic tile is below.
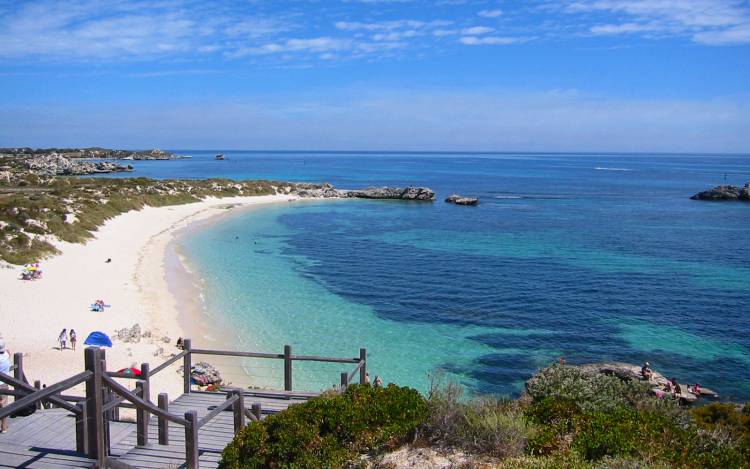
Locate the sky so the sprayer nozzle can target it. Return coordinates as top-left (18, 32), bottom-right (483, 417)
top-left (0, 0), bottom-right (749, 153)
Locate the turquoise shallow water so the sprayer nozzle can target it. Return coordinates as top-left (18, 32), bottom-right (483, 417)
top-left (105, 152), bottom-right (750, 398)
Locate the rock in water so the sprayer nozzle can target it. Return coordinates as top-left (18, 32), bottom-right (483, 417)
top-left (293, 184), bottom-right (436, 201)
top-left (343, 186), bottom-right (436, 201)
top-left (445, 194), bottom-right (479, 205)
top-left (691, 182), bottom-right (750, 201)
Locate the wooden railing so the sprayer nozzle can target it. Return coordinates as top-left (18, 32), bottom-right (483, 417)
top-left (0, 340), bottom-right (367, 469)
top-left (184, 339), bottom-right (368, 393)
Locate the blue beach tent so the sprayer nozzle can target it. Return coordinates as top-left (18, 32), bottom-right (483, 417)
top-left (84, 331), bottom-right (113, 347)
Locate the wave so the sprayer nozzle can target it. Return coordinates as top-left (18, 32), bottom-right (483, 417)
top-left (595, 167), bottom-right (632, 171)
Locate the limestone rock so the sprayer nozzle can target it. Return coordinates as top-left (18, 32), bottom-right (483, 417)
top-left (445, 194), bottom-right (479, 205)
top-left (191, 361), bottom-right (223, 387)
top-left (342, 186), bottom-right (436, 201)
top-left (22, 153), bottom-right (133, 176)
top-left (691, 182), bottom-right (750, 201)
top-left (114, 324), bottom-right (142, 343)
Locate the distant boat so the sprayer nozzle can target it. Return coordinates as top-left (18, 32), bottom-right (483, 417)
top-left (215, 154), bottom-right (225, 160)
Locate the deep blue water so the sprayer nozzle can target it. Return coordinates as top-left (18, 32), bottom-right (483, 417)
top-left (102, 151), bottom-right (750, 398)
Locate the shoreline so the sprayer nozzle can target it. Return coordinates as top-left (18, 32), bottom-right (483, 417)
top-left (0, 194), bottom-right (299, 397)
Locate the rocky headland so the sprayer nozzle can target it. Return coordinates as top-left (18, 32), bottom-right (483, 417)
top-left (691, 181), bottom-right (750, 201)
top-left (0, 147), bottom-right (187, 161)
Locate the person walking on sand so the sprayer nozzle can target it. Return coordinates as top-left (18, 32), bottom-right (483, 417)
top-left (69, 329), bottom-right (77, 351)
top-left (58, 328), bottom-right (67, 350)
top-left (0, 337), bottom-right (11, 432)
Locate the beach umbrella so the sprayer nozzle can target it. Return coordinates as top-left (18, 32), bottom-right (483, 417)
top-left (116, 367), bottom-right (142, 376)
top-left (84, 331), bottom-right (113, 347)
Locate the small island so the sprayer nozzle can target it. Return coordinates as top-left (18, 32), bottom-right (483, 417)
top-left (691, 181), bottom-right (750, 201)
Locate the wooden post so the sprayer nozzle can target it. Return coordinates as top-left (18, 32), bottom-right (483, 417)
top-left (158, 393), bottom-right (169, 445)
top-left (84, 347), bottom-right (105, 463)
top-left (185, 410), bottom-right (199, 469)
top-left (183, 339), bottom-right (192, 394)
top-left (284, 345), bottom-right (292, 391)
top-left (359, 348), bottom-right (367, 384)
top-left (340, 372), bottom-right (348, 389)
top-left (251, 402), bottom-right (262, 421)
top-left (34, 380), bottom-right (42, 409)
top-left (231, 389), bottom-right (245, 433)
top-left (76, 401), bottom-right (88, 454)
top-left (136, 381), bottom-right (149, 446)
top-left (140, 362), bottom-right (150, 401)
top-left (100, 350), bottom-right (111, 456)
top-left (13, 353), bottom-right (23, 394)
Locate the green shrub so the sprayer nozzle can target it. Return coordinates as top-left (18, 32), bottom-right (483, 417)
top-left (525, 365), bottom-right (652, 413)
top-left (219, 384), bottom-right (428, 469)
top-left (425, 381), bottom-right (535, 458)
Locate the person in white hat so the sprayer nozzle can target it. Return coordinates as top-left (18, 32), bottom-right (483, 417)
top-left (0, 337), bottom-right (10, 432)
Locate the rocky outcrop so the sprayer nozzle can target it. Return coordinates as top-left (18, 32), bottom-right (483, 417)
top-left (191, 361), bottom-right (223, 387)
top-left (576, 362), bottom-right (718, 402)
top-left (293, 184), bottom-right (436, 201)
top-left (342, 186), bottom-right (436, 201)
top-left (114, 324), bottom-right (143, 343)
top-left (445, 194), bottom-right (478, 205)
top-left (23, 154), bottom-right (132, 176)
top-left (292, 183), bottom-right (340, 198)
top-left (691, 182), bottom-right (750, 201)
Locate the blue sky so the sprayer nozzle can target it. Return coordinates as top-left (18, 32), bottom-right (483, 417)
top-left (1, 0), bottom-right (749, 152)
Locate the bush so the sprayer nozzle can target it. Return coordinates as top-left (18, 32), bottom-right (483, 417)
top-left (525, 365), bottom-right (652, 413)
top-left (219, 384), bottom-right (428, 469)
top-left (425, 381), bottom-right (535, 458)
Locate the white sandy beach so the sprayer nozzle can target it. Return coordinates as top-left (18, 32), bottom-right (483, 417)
top-left (0, 194), bottom-right (297, 398)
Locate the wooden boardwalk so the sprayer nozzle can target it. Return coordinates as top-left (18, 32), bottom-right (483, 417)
top-left (0, 390), bottom-right (311, 468)
top-left (0, 341), bottom-right (363, 468)
top-left (0, 407), bottom-right (129, 468)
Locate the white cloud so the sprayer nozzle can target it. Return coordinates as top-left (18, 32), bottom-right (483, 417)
top-left (478, 9), bottom-right (503, 18)
top-left (560, 0), bottom-right (750, 44)
top-left (462, 26), bottom-right (495, 35)
top-left (460, 36), bottom-right (528, 45)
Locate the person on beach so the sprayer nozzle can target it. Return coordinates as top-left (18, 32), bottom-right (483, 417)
top-left (671, 378), bottom-right (682, 395)
top-left (374, 375), bottom-right (383, 388)
top-left (69, 329), bottom-right (77, 351)
top-left (641, 362), bottom-right (653, 380)
top-left (0, 337), bottom-right (11, 432)
top-left (58, 328), bottom-right (67, 350)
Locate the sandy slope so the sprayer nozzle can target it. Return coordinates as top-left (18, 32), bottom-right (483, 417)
top-left (0, 194), bottom-right (297, 397)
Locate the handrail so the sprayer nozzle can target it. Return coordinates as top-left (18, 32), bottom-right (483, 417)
top-left (348, 360), bottom-right (365, 384)
top-left (197, 394), bottom-right (239, 429)
top-left (244, 407), bottom-right (259, 422)
top-left (190, 348), bottom-right (284, 359)
top-left (102, 386), bottom-right (142, 413)
top-left (0, 371), bottom-right (91, 419)
top-left (292, 354), bottom-right (359, 364)
top-left (102, 375), bottom-right (189, 426)
top-left (150, 350), bottom-right (188, 376)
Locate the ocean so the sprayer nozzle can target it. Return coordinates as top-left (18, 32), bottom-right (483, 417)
top-left (101, 151), bottom-right (750, 398)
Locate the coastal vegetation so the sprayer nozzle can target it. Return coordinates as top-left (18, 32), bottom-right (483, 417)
top-left (0, 169), bottom-right (280, 264)
top-left (219, 365), bottom-right (750, 468)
